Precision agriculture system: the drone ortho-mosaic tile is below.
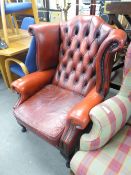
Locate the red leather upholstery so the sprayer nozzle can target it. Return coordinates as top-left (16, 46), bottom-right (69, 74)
top-left (12, 15), bottom-right (127, 161)
top-left (12, 69), bottom-right (56, 106)
top-left (67, 87), bottom-right (104, 129)
top-left (53, 16), bottom-right (126, 96)
top-left (14, 85), bottom-right (83, 146)
top-left (29, 23), bottom-right (60, 71)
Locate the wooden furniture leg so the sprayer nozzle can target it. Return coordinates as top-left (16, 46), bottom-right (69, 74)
top-left (12, 14), bottom-right (19, 35)
top-left (1, 0), bottom-right (9, 45)
top-left (31, 0), bottom-right (39, 23)
top-left (0, 56), bottom-right (10, 87)
top-left (7, 15), bottom-right (15, 33)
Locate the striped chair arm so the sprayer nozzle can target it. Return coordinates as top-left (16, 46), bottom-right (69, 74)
top-left (80, 94), bottom-right (130, 151)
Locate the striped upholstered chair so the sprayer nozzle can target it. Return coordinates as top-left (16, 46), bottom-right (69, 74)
top-left (70, 43), bottom-right (131, 175)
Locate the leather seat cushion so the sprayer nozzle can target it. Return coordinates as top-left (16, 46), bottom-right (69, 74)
top-left (14, 84), bottom-right (83, 146)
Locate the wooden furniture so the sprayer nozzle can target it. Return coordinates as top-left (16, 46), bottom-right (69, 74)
top-left (0, 29), bottom-right (32, 88)
top-left (0, 0), bottom-right (39, 46)
top-left (104, 1), bottom-right (131, 41)
top-left (5, 36), bottom-right (37, 87)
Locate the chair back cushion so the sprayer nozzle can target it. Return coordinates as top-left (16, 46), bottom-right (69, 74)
top-left (25, 36), bottom-right (37, 73)
top-left (53, 15), bottom-right (114, 96)
top-left (21, 17), bottom-right (35, 30)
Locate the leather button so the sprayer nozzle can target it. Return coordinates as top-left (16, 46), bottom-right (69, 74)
top-left (58, 70), bottom-right (61, 76)
top-left (67, 40), bottom-right (71, 47)
top-left (76, 41), bottom-right (80, 49)
top-left (72, 65), bottom-right (76, 71)
top-left (64, 27), bottom-right (68, 33)
top-left (96, 31), bottom-right (100, 38)
top-left (74, 77), bottom-right (79, 84)
top-left (70, 51), bottom-right (74, 58)
top-left (82, 69), bottom-right (86, 74)
top-left (85, 29), bottom-right (89, 37)
top-left (83, 80), bottom-right (88, 87)
top-left (92, 70), bottom-right (96, 76)
top-left (63, 63), bottom-right (67, 68)
top-left (87, 45), bottom-right (90, 50)
top-left (79, 55), bottom-right (83, 61)
top-left (89, 58), bottom-right (93, 64)
top-left (74, 25), bottom-right (79, 35)
top-left (64, 73), bottom-right (69, 80)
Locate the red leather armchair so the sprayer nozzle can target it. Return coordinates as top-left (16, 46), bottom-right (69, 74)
top-left (11, 15), bottom-right (127, 165)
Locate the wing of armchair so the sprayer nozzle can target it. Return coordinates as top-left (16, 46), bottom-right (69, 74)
top-left (80, 42), bottom-right (131, 151)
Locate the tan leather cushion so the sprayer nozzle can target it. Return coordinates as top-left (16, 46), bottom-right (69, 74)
top-left (14, 85), bottom-right (83, 146)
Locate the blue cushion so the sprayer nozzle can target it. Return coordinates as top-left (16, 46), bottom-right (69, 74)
top-left (10, 37), bottom-right (37, 77)
top-left (10, 63), bottom-right (25, 77)
top-left (25, 36), bottom-right (37, 73)
top-left (5, 2), bottom-right (32, 14)
top-left (21, 17), bottom-right (35, 30)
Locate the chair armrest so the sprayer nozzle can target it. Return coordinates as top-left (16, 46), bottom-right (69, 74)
top-left (80, 94), bottom-right (131, 151)
top-left (5, 58), bottom-right (29, 75)
top-left (96, 29), bottom-right (127, 96)
top-left (11, 69), bottom-right (56, 107)
top-left (67, 87), bottom-right (104, 129)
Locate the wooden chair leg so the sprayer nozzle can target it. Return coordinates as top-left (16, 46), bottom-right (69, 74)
top-left (12, 14), bottom-right (19, 35)
top-left (1, 0), bottom-right (9, 45)
top-left (7, 14), bottom-right (15, 34)
top-left (31, 0), bottom-right (39, 23)
top-left (5, 59), bottom-right (14, 88)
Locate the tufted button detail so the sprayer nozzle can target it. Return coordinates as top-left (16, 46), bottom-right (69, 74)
top-left (58, 70), bottom-right (61, 76)
top-left (69, 51), bottom-right (74, 58)
top-left (63, 62), bottom-right (67, 68)
top-left (64, 27), bottom-right (68, 33)
top-left (92, 70), bottom-right (96, 76)
top-left (72, 65), bottom-right (76, 71)
top-left (82, 68), bottom-right (86, 74)
top-left (89, 58), bottom-right (93, 64)
top-left (64, 73), bottom-right (69, 80)
top-left (79, 55), bottom-right (83, 62)
top-left (83, 80), bottom-right (88, 87)
top-left (85, 29), bottom-right (89, 37)
top-left (76, 41), bottom-right (80, 49)
top-left (67, 39), bottom-right (71, 47)
top-left (87, 45), bottom-right (90, 50)
top-left (74, 25), bottom-right (79, 35)
top-left (96, 31), bottom-right (100, 38)
top-left (74, 77), bottom-right (79, 84)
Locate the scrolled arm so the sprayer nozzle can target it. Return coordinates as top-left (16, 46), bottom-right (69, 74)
top-left (67, 87), bottom-right (104, 130)
top-left (96, 29), bottom-right (127, 96)
top-left (11, 69), bottom-right (56, 107)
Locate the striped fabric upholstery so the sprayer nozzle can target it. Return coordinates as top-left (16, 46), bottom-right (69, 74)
top-left (70, 125), bottom-right (131, 175)
top-left (80, 43), bottom-right (131, 151)
top-left (80, 95), bottom-right (131, 151)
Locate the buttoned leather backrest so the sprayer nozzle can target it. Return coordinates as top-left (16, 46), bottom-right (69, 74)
top-left (53, 15), bottom-right (114, 96)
